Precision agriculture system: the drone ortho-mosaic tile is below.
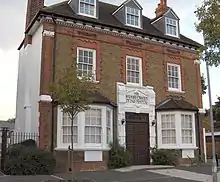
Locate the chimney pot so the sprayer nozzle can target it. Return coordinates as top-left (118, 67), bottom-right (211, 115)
top-left (155, 0), bottom-right (168, 17)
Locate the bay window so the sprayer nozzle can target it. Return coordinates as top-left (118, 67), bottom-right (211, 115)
top-left (56, 105), bottom-right (113, 150)
top-left (157, 111), bottom-right (196, 149)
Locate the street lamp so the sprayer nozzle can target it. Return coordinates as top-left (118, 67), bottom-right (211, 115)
top-left (206, 60), bottom-right (218, 182)
top-left (203, 31), bottom-right (218, 180)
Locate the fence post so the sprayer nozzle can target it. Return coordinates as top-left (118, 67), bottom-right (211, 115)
top-left (1, 128), bottom-right (8, 172)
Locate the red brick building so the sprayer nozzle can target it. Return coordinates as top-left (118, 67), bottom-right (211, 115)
top-left (15, 0), bottom-right (205, 171)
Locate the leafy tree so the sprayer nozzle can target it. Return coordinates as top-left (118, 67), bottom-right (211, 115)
top-left (5, 118), bottom-right (15, 123)
top-left (195, 0), bottom-right (220, 66)
top-left (201, 74), bottom-right (207, 95)
top-left (213, 97), bottom-right (220, 121)
top-left (50, 62), bottom-right (97, 170)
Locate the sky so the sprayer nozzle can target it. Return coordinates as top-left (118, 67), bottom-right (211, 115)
top-left (0, 0), bottom-right (219, 120)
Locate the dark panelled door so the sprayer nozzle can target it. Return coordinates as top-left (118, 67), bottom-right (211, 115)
top-left (125, 112), bottom-right (150, 165)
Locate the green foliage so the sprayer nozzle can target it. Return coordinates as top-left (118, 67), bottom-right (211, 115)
top-left (6, 118), bottom-right (15, 123)
top-left (108, 141), bottom-right (132, 169)
top-left (50, 61), bottom-right (98, 150)
top-left (201, 74), bottom-right (207, 95)
top-left (151, 148), bottom-right (180, 165)
top-left (195, 0), bottom-right (220, 66)
top-left (4, 145), bottom-right (56, 175)
top-left (213, 97), bottom-right (220, 121)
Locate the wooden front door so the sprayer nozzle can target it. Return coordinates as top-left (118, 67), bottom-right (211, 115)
top-left (125, 112), bottom-right (150, 165)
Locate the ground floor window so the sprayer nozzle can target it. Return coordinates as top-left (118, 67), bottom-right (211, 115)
top-left (57, 105), bottom-right (113, 150)
top-left (157, 111), bottom-right (196, 149)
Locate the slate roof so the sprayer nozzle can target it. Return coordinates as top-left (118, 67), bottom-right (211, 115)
top-left (156, 97), bottom-right (198, 111)
top-left (38, 0), bottom-right (201, 48)
top-left (91, 91), bottom-right (117, 107)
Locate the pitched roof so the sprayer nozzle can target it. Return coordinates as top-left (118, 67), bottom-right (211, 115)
top-left (91, 91), bottom-right (117, 107)
top-left (156, 97), bottom-right (198, 111)
top-left (39, 0), bottom-right (201, 48)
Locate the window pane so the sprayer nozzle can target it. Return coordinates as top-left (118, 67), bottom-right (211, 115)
top-left (77, 49), bottom-right (95, 78)
top-left (85, 108), bottom-right (102, 144)
top-left (167, 64), bottom-right (180, 89)
top-left (126, 57), bottom-right (141, 84)
top-left (161, 114), bottom-right (176, 144)
top-left (181, 114), bottom-right (193, 144)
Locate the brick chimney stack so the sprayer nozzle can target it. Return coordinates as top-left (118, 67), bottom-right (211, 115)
top-left (25, 0), bottom-right (44, 29)
top-left (155, 0), bottom-right (168, 17)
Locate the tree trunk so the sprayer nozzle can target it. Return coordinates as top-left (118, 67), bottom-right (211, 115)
top-left (70, 116), bottom-right (74, 172)
top-left (71, 116), bottom-right (74, 151)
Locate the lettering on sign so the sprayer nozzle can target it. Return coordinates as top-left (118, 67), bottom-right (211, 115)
top-left (126, 91), bottom-right (148, 105)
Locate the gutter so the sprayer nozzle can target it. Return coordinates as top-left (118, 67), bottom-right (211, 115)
top-left (51, 15), bottom-right (57, 152)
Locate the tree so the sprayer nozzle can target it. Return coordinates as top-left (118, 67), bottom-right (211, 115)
top-left (201, 74), bottom-right (207, 95)
top-left (195, 0), bottom-right (220, 66)
top-left (6, 118), bottom-right (15, 123)
top-left (213, 97), bottom-right (220, 121)
top-left (50, 62), bottom-right (97, 170)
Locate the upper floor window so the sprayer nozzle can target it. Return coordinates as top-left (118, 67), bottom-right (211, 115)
top-left (126, 56), bottom-right (142, 85)
top-left (77, 47), bottom-right (96, 80)
top-left (165, 17), bottom-right (178, 37)
top-left (125, 7), bottom-right (140, 27)
top-left (167, 63), bottom-right (181, 91)
top-left (79, 0), bottom-right (96, 17)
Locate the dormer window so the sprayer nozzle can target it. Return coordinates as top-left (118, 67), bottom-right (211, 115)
top-left (125, 7), bottom-right (140, 28)
top-left (79, 0), bottom-right (96, 17)
top-left (165, 17), bottom-right (178, 37)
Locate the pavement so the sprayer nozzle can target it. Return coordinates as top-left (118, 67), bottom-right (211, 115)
top-left (0, 164), bottom-right (218, 182)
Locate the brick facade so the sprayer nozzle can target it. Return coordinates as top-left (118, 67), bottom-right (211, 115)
top-left (55, 151), bottom-right (108, 172)
top-left (37, 20), bottom-right (203, 170)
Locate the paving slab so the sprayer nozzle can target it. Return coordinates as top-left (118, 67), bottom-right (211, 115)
top-left (113, 165), bottom-right (174, 172)
top-left (148, 168), bottom-right (210, 182)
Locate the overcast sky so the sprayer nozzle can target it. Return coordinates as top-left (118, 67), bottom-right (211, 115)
top-left (0, 0), bottom-right (219, 120)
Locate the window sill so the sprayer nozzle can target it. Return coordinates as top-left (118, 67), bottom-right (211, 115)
top-left (158, 144), bottom-right (197, 150)
top-left (168, 89), bottom-right (185, 94)
top-left (165, 33), bottom-right (180, 38)
top-left (55, 146), bottom-right (110, 151)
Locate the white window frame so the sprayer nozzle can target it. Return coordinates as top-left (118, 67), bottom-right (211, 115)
top-left (56, 105), bottom-right (113, 150)
top-left (125, 6), bottom-right (141, 28)
top-left (126, 56), bottom-right (142, 86)
top-left (78, 0), bottom-right (97, 18)
top-left (77, 47), bottom-right (96, 81)
top-left (167, 63), bottom-right (182, 92)
top-left (161, 113), bottom-right (176, 145)
top-left (165, 17), bottom-right (179, 37)
top-left (157, 111), bottom-right (197, 149)
top-left (181, 114), bottom-right (193, 145)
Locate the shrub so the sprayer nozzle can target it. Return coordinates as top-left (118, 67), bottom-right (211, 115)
top-left (108, 140), bottom-right (131, 169)
top-left (4, 145), bottom-right (56, 175)
top-left (151, 148), bottom-right (179, 165)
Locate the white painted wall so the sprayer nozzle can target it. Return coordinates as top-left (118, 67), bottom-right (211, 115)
top-left (116, 82), bottom-right (156, 148)
top-left (15, 25), bottom-right (43, 133)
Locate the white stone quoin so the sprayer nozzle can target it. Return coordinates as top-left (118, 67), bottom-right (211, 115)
top-left (116, 82), bottom-right (156, 148)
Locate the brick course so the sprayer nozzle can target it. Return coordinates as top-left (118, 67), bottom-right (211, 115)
top-left (38, 22), bottom-right (203, 170)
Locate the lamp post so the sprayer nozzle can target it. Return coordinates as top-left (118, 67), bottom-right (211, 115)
top-left (205, 54), bottom-right (217, 182)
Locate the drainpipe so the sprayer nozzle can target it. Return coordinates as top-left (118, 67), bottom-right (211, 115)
top-left (196, 110), bottom-right (202, 160)
top-left (51, 15), bottom-right (57, 152)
